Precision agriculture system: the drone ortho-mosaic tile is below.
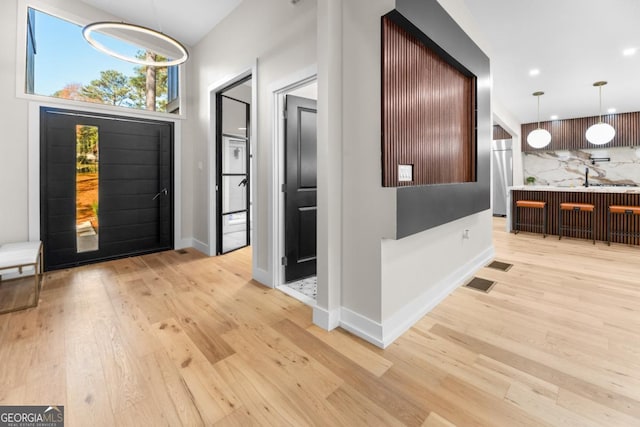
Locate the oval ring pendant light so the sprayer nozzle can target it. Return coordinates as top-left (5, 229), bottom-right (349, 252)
top-left (82, 22), bottom-right (189, 67)
top-left (527, 91), bottom-right (552, 148)
top-left (585, 81), bottom-right (615, 145)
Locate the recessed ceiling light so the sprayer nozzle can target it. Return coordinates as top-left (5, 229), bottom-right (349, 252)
top-left (529, 69), bottom-right (540, 76)
top-left (607, 108), bottom-right (616, 114)
top-left (550, 115), bottom-right (558, 120)
top-left (623, 48), bottom-right (637, 56)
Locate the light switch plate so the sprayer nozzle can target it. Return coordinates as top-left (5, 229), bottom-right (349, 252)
top-left (398, 164), bottom-right (413, 182)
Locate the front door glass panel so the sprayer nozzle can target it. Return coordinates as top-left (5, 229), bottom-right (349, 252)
top-left (76, 125), bottom-right (99, 253)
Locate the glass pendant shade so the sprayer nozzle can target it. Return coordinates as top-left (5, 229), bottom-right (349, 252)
top-left (586, 122), bottom-right (615, 145)
top-left (527, 91), bottom-right (551, 148)
top-left (527, 128), bottom-right (552, 148)
top-left (586, 81), bottom-right (615, 145)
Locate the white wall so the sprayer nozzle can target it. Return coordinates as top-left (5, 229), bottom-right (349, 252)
top-left (0, 0), bottom-right (29, 243)
top-left (185, 0), bottom-right (317, 270)
top-left (339, 0), bottom-right (397, 324)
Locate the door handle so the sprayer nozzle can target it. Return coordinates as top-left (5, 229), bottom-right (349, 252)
top-left (152, 188), bottom-right (168, 200)
top-left (238, 178), bottom-right (248, 187)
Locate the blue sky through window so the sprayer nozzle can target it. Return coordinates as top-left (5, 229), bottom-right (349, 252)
top-left (33, 8), bottom-right (140, 96)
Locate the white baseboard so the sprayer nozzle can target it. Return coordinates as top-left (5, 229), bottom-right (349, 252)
top-left (175, 238), bottom-right (193, 250)
top-left (312, 305), bottom-right (340, 331)
top-left (253, 266), bottom-right (272, 288)
top-left (191, 239), bottom-right (209, 255)
top-left (380, 245), bottom-right (495, 347)
top-left (312, 245), bottom-right (495, 349)
top-left (338, 307), bottom-right (384, 347)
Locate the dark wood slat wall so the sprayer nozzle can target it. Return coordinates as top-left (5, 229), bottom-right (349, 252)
top-left (493, 124), bottom-right (511, 140)
top-left (512, 190), bottom-right (640, 244)
top-left (382, 17), bottom-right (476, 187)
top-left (521, 111), bottom-right (640, 152)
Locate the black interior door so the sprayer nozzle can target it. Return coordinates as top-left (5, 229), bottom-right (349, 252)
top-left (40, 108), bottom-right (173, 270)
top-left (284, 95), bottom-right (317, 282)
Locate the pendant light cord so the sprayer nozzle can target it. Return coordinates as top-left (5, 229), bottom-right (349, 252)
top-left (151, 0), bottom-right (162, 33)
top-left (598, 85), bottom-right (603, 123)
top-left (537, 95), bottom-right (541, 129)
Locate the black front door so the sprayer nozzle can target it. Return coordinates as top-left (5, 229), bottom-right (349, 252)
top-left (284, 95), bottom-right (317, 282)
top-left (40, 108), bottom-right (173, 270)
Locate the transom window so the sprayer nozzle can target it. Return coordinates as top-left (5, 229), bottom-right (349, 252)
top-left (26, 7), bottom-right (180, 114)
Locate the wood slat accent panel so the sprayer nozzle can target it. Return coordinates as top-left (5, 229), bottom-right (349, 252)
top-left (512, 190), bottom-right (640, 244)
top-left (521, 111), bottom-right (640, 151)
top-left (382, 16), bottom-right (476, 187)
top-left (493, 124), bottom-right (511, 140)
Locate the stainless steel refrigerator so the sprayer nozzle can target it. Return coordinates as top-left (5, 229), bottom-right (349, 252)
top-left (492, 139), bottom-right (513, 216)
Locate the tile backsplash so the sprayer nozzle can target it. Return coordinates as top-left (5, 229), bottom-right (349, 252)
top-left (523, 147), bottom-right (640, 187)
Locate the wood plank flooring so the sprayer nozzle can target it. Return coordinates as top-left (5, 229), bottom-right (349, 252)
top-left (1, 217), bottom-right (639, 426)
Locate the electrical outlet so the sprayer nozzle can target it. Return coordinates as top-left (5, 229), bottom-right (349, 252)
top-left (398, 164), bottom-right (413, 182)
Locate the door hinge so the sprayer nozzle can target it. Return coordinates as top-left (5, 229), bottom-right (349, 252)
top-left (281, 256), bottom-right (288, 266)
top-left (281, 183), bottom-right (286, 193)
top-left (283, 109), bottom-right (287, 120)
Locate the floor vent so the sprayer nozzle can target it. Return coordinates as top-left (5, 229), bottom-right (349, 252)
top-left (487, 260), bottom-right (513, 272)
top-left (465, 277), bottom-right (496, 293)
top-left (175, 249), bottom-right (188, 255)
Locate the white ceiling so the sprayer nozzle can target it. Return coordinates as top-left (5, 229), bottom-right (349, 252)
top-left (463, 0), bottom-right (640, 124)
top-left (80, 0), bottom-right (243, 47)
top-left (81, 0), bottom-right (640, 124)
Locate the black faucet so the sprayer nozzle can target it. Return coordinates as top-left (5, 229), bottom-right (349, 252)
top-left (584, 167), bottom-right (589, 187)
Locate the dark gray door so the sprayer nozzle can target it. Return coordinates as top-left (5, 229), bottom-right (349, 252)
top-left (284, 95), bottom-right (317, 282)
top-left (40, 108), bottom-right (173, 270)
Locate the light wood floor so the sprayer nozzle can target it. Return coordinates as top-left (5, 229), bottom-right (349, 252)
top-left (1, 217), bottom-right (639, 426)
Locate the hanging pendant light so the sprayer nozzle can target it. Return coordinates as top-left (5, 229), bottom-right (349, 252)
top-left (527, 91), bottom-right (551, 149)
top-left (82, 0), bottom-right (188, 66)
top-left (82, 22), bottom-right (189, 66)
top-left (585, 81), bottom-right (615, 145)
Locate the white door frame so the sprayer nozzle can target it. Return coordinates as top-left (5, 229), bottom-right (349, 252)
top-left (206, 63), bottom-right (258, 269)
top-left (268, 66), bottom-right (317, 289)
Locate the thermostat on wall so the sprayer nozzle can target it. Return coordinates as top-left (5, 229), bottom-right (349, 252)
top-left (398, 164), bottom-right (413, 182)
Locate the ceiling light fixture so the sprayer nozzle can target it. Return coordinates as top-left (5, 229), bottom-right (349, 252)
top-left (550, 115), bottom-right (558, 120)
top-left (586, 81), bottom-right (616, 145)
top-left (527, 91), bottom-right (551, 149)
top-left (529, 69), bottom-right (540, 76)
top-left (82, 22), bottom-right (189, 66)
top-left (623, 47), bottom-right (637, 56)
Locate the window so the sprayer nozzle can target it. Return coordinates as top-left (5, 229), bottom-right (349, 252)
top-left (25, 7), bottom-right (180, 114)
top-left (76, 125), bottom-right (99, 253)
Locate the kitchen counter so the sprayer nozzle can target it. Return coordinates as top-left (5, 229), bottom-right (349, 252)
top-left (510, 185), bottom-right (640, 194)
top-left (506, 187), bottom-right (640, 243)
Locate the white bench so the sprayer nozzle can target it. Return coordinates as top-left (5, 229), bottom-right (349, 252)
top-left (0, 241), bottom-right (43, 314)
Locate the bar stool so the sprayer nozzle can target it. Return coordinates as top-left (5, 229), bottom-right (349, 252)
top-left (607, 205), bottom-right (640, 245)
top-left (514, 200), bottom-right (547, 237)
top-left (558, 202), bottom-right (595, 244)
